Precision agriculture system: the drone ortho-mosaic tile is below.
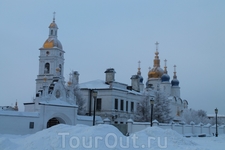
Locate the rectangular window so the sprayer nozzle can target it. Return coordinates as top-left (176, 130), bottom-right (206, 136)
top-left (131, 102), bottom-right (134, 112)
top-left (120, 100), bottom-right (124, 111)
top-left (114, 99), bottom-right (118, 110)
top-left (96, 98), bottom-right (102, 111)
top-left (29, 122), bottom-right (34, 129)
top-left (126, 101), bottom-right (128, 112)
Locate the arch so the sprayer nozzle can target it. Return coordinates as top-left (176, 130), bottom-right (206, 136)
top-left (46, 112), bottom-right (72, 128)
top-left (59, 64), bottom-right (62, 75)
top-left (44, 63), bottom-right (50, 74)
top-left (47, 117), bottom-right (65, 128)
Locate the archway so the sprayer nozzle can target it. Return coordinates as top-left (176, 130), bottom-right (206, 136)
top-left (47, 117), bottom-right (65, 128)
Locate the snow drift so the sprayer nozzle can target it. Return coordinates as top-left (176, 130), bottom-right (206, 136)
top-left (0, 124), bottom-right (224, 150)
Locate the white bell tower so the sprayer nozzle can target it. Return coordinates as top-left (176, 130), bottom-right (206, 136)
top-left (35, 12), bottom-right (65, 93)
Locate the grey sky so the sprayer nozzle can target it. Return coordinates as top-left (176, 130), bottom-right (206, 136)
top-left (0, 0), bottom-right (224, 115)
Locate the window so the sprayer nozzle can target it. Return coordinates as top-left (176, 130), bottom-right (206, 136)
top-left (44, 63), bottom-right (50, 74)
top-left (126, 101), bottom-right (128, 112)
top-left (131, 102), bottom-right (134, 112)
top-left (114, 99), bottom-right (118, 110)
top-left (120, 100), bottom-right (124, 111)
top-left (51, 30), bottom-right (53, 35)
top-left (29, 122), bottom-right (34, 129)
top-left (59, 64), bottom-right (62, 75)
top-left (96, 98), bottom-right (102, 111)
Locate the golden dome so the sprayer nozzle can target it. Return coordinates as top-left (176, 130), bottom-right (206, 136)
top-left (49, 22), bottom-right (58, 28)
top-left (43, 37), bottom-right (62, 49)
top-left (148, 67), bottom-right (164, 78)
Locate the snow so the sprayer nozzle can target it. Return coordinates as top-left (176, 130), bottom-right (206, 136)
top-left (0, 124), bottom-right (225, 150)
top-left (79, 79), bottom-right (142, 95)
top-left (39, 99), bottom-right (77, 107)
top-left (0, 111), bottom-right (39, 117)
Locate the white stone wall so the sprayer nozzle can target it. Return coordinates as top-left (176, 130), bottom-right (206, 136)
top-left (127, 119), bottom-right (225, 136)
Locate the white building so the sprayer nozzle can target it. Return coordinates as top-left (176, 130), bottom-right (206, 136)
top-left (0, 16), bottom-right (99, 135)
top-left (79, 42), bottom-right (188, 124)
top-left (79, 68), bottom-right (143, 124)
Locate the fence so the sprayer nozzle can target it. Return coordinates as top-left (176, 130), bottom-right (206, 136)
top-left (126, 119), bottom-right (225, 137)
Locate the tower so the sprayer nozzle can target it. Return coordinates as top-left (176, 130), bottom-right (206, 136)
top-left (131, 61), bottom-right (144, 92)
top-left (161, 59), bottom-right (171, 97)
top-left (36, 13), bottom-right (65, 93)
top-left (171, 65), bottom-right (180, 97)
top-left (146, 42), bottom-right (164, 89)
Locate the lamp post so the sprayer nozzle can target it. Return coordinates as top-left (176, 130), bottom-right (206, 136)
top-left (215, 108), bottom-right (218, 137)
top-left (150, 97), bottom-right (155, 127)
top-left (92, 90), bottom-right (98, 126)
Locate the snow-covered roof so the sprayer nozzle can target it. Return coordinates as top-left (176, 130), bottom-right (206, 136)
top-left (39, 99), bottom-right (77, 107)
top-left (79, 79), bottom-right (142, 95)
top-left (0, 111), bottom-right (39, 117)
top-left (79, 79), bottom-right (109, 89)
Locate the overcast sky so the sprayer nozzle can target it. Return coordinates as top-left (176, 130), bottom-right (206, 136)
top-left (0, 0), bottom-right (224, 115)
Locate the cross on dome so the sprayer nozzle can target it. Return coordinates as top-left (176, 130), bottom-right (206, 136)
top-left (174, 65), bottom-right (176, 72)
top-left (155, 41), bottom-right (159, 52)
top-left (53, 12), bottom-right (56, 22)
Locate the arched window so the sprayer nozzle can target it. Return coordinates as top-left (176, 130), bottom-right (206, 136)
top-left (59, 64), bottom-right (62, 75)
top-left (44, 63), bottom-right (50, 74)
top-left (51, 30), bottom-right (53, 35)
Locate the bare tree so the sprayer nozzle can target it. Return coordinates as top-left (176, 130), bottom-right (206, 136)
top-left (134, 91), bottom-right (151, 122)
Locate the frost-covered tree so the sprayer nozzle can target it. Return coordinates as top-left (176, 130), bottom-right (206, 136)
top-left (182, 109), bottom-right (211, 124)
top-left (134, 91), bottom-right (152, 122)
top-left (134, 86), bottom-right (172, 123)
top-left (67, 71), bottom-right (86, 115)
top-left (73, 85), bottom-right (86, 115)
top-left (153, 87), bottom-right (173, 123)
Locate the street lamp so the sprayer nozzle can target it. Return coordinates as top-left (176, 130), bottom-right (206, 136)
top-left (215, 108), bottom-right (218, 137)
top-left (92, 90), bottom-right (98, 126)
top-left (150, 97), bottom-right (155, 127)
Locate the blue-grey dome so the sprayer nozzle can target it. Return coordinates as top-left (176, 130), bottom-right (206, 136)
top-left (171, 79), bottom-right (179, 86)
top-left (139, 75), bottom-right (143, 83)
top-left (161, 73), bottom-right (170, 82)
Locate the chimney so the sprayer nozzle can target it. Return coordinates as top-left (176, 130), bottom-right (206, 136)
top-left (131, 75), bottom-right (140, 92)
top-left (104, 68), bottom-right (116, 84)
top-left (72, 71), bottom-right (79, 84)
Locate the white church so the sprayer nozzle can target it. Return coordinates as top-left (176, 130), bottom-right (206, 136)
top-left (0, 16), bottom-right (102, 135)
top-left (0, 15), bottom-right (188, 135)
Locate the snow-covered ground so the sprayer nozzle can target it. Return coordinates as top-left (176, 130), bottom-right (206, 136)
top-left (0, 124), bottom-right (224, 150)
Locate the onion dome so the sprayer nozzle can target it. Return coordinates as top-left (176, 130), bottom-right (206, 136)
top-left (171, 65), bottom-right (180, 86)
top-left (148, 42), bottom-right (164, 79)
top-left (161, 59), bottom-right (170, 82)
top-left (43, 12), bottom-right (63, 49)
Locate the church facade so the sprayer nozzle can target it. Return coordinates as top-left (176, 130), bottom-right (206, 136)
top-left (0, 16), bottom-right (98, 135)
top-left (0, 15), bottom-right (188, 135)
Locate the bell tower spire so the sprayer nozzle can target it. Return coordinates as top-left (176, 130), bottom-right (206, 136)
top-left (164, 59), bottom-right (168, 74)
top-left (153, 41), bottom-right (160, 67)
top-left (173, 65), bottom-right (177, 79)
top-left (36, 13), bottom-right (65, 93)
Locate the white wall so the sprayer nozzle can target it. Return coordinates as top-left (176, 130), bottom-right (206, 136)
top-left (127, 119), bottom-right (225, 136)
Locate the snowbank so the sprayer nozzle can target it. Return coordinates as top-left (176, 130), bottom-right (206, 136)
top-left (0, 124), bottom-right (225, 150)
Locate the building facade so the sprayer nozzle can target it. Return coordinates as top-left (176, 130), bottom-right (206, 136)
top-left (79, 42), bottom-right (188, 124)
top-left (0, 16), bottom-right (97, 135)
